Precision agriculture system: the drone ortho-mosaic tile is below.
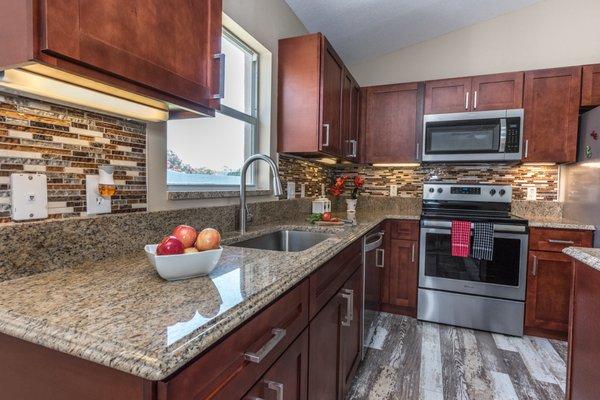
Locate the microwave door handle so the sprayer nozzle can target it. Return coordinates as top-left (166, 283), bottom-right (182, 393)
top-left (499, 118), bottom-right (507, 152)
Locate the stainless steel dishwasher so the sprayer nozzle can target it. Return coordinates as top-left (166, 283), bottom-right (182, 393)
top-left (363, 226), bottom-right (385, 355)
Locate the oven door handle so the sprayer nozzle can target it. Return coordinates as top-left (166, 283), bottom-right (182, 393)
top-left (421, 226), bottom-right (528, 240)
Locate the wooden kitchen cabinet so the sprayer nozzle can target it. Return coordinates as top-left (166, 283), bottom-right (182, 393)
top-left (1, 0), bottom-right (222, 117)
top-left (363, 83), bottom-right (423, 163)
top-left (525, 228), bottom-right (593, 340)
top-left (581, 64), bottom-right (600, 106)
top-left (523, 66), bottom-right (582, 163)
top-left (381, 220), bottom-right (419, 317)
top-left (309, 266), bottom-right (363, 400)
top-left (424, 73), bottom-right (523, 114)
top-left (567, 260), bottom-right (600, 400)
top-left (424, 77), bottom-right (471, 114)
top-left (243, 329), bottom-right (309, 400)
top-left (341, 73), bottom-right (361, 161)
top-left (278, 33), bottom-right (359, 159)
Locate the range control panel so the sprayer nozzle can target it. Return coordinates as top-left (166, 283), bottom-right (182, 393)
top-left (423, 183), bottom-right (512, 203)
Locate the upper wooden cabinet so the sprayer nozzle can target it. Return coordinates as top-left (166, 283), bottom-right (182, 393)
top-left (278, 33), bottom-right (359, 160)
top-left (424, 72), bottom-right (523, 114)
top-left (582, 64), bottom-right (600, 106)
top-left (523, 66), bottom-right (582, 163)
top-left (0, 0), bottom-right (223, 117)
top-left (341, 72), bottom-right (361, 161)
top-left (363, 83), bottom-right (423, 164)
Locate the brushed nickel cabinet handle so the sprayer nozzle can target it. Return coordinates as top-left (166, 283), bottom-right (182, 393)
top-left (465, 91), bottom-right (469, 110)
top-left (244, 328), bottom-right (286, 363)
top-left (211, 53), bottom-right (225, 99)
top-left (411, 243), bottom-right (416, 263)
top-left (524, 139), bottom-right (529, 158)
top-left (375, 248), bottom-right (385, 268)
top-left (547, 239), bottom-right (575, 245)
top-left (473, 90), bottom-right (478, 109)
top-left (340, 289), bottom-right (354, 327)
top-left (265, 381), bottom-right (284, 400)
top-left (416, 142), bottom-right (420, 160)
top-left (532, 255), bottom-right (538, 276)
top-left (351, 139), bottom-right (358, 157)
top-left (322, 124), bottom-right (330, 147)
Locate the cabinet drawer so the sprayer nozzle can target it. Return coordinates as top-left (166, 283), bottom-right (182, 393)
top-left (529, 228), bottom-right (593, 252)
top-left (309, 240), bottom-right (362, 319)
top-left (158, 280), bottom-right (309, 400)
top-left (388, 220), bottom-right (419, 240)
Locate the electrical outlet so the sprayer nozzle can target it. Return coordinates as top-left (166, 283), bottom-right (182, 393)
top-left (86, 175), bottom-right (111, 215)
top-left (526, 187), bottom-right (537, 201)
top-left (389, 184), bottom-right (398, 197)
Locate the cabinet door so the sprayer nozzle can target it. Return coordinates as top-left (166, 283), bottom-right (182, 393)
top-left (340, 266), bottom-right (364, 397)
top-left (244, 330), bottom-right (308, 400)
top-left (525, 251), bottom-right (572, 338)
top-left (308, 291), bottom-right (343, 400)
top-left (320, 41), bottom-right (343, 156)
top-left (424, 77), bottom-right (471, 114)
top-left (40, 0), bottom-right (222, 110)
top-left (383, 238), bottom-right (418, 315)
top-left (582, 64), bottom-right (600, 106)
top-left (341, 72), bottom-right (353, 159)
top-left (364, 83), bottom-right (419, 163)
top-left (523, 67), bottom-right (581, 163)
top-left (471, 72), bottom-right (524, 111)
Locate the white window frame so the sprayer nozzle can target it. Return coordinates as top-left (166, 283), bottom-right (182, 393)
top-left (166, 28), bottom-right (259, 191)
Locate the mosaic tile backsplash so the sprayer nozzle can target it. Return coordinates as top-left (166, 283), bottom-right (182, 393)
top-left (278, 155), bottom-right (559, 201)
top-left (0, 92), bottom-right (147, 223)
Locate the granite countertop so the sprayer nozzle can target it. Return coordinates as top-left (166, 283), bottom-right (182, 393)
top-left (521, 217), bottom-right (595, 231)
top-left (563, 247), bottom-right (600, 271)
top-left (0, 214), bottom-right (418, 381)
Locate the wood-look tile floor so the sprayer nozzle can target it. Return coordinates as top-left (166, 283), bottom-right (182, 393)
top-left (347, 311), bottom-right (567, 400)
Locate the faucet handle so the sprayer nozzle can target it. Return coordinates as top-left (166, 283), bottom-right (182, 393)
top-left (245, 204), bottom-right (253, 223)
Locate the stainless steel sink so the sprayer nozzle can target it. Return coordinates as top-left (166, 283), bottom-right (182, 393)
top-left (231, 230), bottom-right (333, 252)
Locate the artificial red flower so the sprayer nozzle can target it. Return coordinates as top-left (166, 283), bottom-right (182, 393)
top-left (354, 175), bottom-right (365, 188)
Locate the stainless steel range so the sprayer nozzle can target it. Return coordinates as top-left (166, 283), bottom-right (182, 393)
top-left (417, 183), bottom-right (528, 336)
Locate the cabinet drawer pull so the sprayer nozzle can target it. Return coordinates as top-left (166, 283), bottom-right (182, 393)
top-left (532, 255), bottom-right (538, 276)
top-left (411, 243), bottom-right (416, 263)
top-left (244, 328), bottom-right (286, 363)
top-left (340, 289), bottom-right (354, 327)
top-left (350, 139), bottom-right (358, 157)
top-left (524, 139), bottom-right (529, 158)
top-left (211, 53), bottom-right (225, 99)
top-left (547, 239), bottom-right (575, 245)
top-left (473, 90), bottom-right (478, 109)
top-left (266, 380), bottom-right (284, 400)
top-left (416, 142), bottom-right (420, 160)
top-left (375, 248), bottom-right (385, 268)
top-left (322, 124), bottom-right (330, 147)
top-left (465, 91), bottom-right (469, 110)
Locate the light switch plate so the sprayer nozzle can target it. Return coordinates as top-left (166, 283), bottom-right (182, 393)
top-left (526, 187), bottom-right (537, 201)
top-left (390, 184), bottom-right (398, 197)
top-left (86, 175), bottom-right (111, 215)
top-left (10, 173), bottom-right (48, 221)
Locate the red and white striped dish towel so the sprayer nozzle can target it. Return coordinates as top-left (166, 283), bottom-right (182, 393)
top-left (451, 220), bottom-right (471, 257)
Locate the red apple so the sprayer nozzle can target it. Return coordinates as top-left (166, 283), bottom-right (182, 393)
top-left (156, 235), bottom-right (184, 255)
top-left (171, 225), bottom-right (198, 248)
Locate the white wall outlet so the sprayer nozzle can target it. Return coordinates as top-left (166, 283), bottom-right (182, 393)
top-left (287, 182), bottom-right (296, 199)
top-left (389, 184), bottom-right (398, 197)
top-left (300, 183), bottom-right (306, 198)
top-left (86, 175), bottom-right (111, 215)
top-left (526, 187), bottom-right (537, 201)
top-left (10, 173), bottom-right (48, 221)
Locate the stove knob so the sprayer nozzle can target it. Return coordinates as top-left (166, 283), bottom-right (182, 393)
top-left (437, 188), bottom-right (443, 194)
top-left (499, 189), bottom-right (506, 196)
top-left (429, 188), bottom-right (435, 193)
top-left (489, 189), bottom-right (496, 196)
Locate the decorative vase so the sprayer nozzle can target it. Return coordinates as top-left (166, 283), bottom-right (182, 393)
top-left (346, 198), bottom-right (357, 212)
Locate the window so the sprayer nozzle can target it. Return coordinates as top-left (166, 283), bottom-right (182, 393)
top-left (167, 29), bottom-right (258, 188)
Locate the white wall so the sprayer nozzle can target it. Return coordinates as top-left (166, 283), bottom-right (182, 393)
top-left (147, 0), bottom-right (307, 211)
top-left (350, 0), bottom-right (600, 86)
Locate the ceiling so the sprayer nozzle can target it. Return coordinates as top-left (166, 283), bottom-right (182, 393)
top-left (284, 0), bottom-right (543, 65)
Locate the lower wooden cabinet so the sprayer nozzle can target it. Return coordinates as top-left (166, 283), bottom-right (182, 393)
top-left (243, 329), bottom-right (309, 400)
top-left (381, 220), bottom-right (419, 317)
top-left (309, 266), bottom-right (363, 400)
top-left (525, 251), bottom-right (573, 339)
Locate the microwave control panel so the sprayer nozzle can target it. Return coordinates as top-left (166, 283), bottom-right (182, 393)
top-left (505, 117), bottom-right (521, 153)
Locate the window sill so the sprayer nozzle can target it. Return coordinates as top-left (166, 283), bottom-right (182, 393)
top-left (168, 189), bottom-right (273, 201)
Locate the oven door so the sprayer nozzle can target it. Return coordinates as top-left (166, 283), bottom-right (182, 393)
top-left (419, 226), bottom-right (528, 301)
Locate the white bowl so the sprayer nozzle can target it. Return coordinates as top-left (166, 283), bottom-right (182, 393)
top-left (145, 244), bottom-right (223, 281)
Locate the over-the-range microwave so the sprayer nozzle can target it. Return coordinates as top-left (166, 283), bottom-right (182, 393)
top-left (422, 109), bottom-right (524, 162)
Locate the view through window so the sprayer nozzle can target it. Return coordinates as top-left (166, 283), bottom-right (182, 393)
top-left (167, 29), bottom-right (258, 187)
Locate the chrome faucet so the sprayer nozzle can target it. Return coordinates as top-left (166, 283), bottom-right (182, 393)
top-left (239, 154), bottom-right (283, 234)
